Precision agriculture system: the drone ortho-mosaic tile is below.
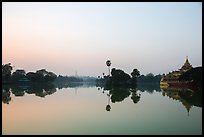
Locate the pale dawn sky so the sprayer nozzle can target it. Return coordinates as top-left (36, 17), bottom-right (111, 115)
top-left (2, 2), bottom-right (202, 77)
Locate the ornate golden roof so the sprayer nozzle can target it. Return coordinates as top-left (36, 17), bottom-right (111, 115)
top-left (180, 56), bottom-right (192, 72)
top-left (161, 57), bottom-right (193, 82)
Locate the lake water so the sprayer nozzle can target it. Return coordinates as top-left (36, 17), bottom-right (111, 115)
top-left (2, 83), bottom-right (202, 135)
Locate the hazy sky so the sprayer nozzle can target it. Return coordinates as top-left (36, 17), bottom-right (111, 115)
top-left (2, 2), bottom-right (202, 77)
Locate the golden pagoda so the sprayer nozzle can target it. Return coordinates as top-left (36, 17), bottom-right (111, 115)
top-left (179, 56), bottom-right (193, 72)
top-left (160, 57), bottom-right (193, 88)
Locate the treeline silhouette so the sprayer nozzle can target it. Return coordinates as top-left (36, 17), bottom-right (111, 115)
top-left (97, 68), bottom-right (140, 88)
top-left (2, 63), bottom-right (57, 84)
top-left (179, 67), bottom-right (202, 90)
top-left (97, 69), bottom-right (162, 88)
top-left (137, 73), bottom-right (162, 84)
top-left (2, 63), bottom-right (97, 85)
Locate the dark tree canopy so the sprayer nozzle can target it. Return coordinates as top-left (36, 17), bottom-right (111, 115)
top-left (110, 68), bottom-right (131, 86)
top-left (131, 69), bottom-right (140, 78)
top-left (2, 63), bottom-right (57, 84)
top-left (12, 69), bottom-right (26, 81)
top-left (106, 60), bottom-right (111, 67)
top-left (2, 63), bottom-right (13, 82)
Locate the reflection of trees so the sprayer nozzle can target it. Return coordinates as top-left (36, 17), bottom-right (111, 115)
top-left (2, 86), bottom-right (11, 104)
top-left (106, 105), bottom-right (111, 111)
top-left (110, 87), bottom-right (131, 103)
top-left (137, 83), bottom-right (161, 93)
top-left (54, 82), bottom-right (84, 89)
top-left (98, 83), bottom-right (201, 113)
top-left (106, 94), bottom-right (111, 111)
top-left (25, 83), bottom-right (56, 98)
top-left (2, 83), bottom-right (57, 104)
top-left (10, 85), bottom-right (25, 97)
top-left (54, 82), bottom-right (97, 89)
top-left (2, 82), bottom-right (98, 104)
top-left (131, 91), bottom-right (141, 104)
top-left (98, 86), bottom-right (141, 111)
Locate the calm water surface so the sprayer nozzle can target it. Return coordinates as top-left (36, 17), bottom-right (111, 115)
top-left (2, 83), bottom-right (202, 135)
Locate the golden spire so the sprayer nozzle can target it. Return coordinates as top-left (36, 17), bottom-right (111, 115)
top-left (180, 56), bottom-right (192, 72)
top-left (186, 56), bottom-right (189, 63)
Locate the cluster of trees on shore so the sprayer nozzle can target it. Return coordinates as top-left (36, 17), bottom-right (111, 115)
top-left (179, 67), bottom-right (202, 88)
top-left (107, 68), bottom-right (140, 87)
top-left (2, 62), bottom-right (162, 87)
top-left (2, 63), bottom-right (57, 84)
top-left (97, 68), bottom-right (163, 87)
top-left (2, 63), bottom-right (97, 85)
top-left (137, 73), bottom-right (162, 84)
top-left (3, 61), bottom-right (201, 89)
top-left (96, 60), bottom-right (163, 88)
top-left (97, 71), bottom-right (162, 88)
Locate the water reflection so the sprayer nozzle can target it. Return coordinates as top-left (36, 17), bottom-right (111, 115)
top-left (2, 83), bottom-right (57, 104)
top-left (104, 87), bottom-right (141, 111)
top-left (2, 86), bottom-right (11, 104)
top-left (98, 84), bottom-right (159, 111)
top-left (161, 87), bottom-right (202, 116)
top-left (2, 83), bottom-right (202, 115)
top-left (137, 83), bottom-right (161, 93)
top-left (2, 82), bottom-right (202, 135)
top-left (2, 82), bottom-right (96, 104)
top-left (97, 83), bottom-right (202, 114)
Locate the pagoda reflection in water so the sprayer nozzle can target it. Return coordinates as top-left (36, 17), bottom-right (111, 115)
top-left (161, 86), bottom-right (202, 116)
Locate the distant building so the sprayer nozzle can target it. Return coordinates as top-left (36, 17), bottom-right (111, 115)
top-left (160, 57), bottom-right (193, 88)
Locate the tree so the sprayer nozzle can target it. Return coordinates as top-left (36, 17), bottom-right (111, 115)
top-left (35, 69), bottom-right (49, 82)
top-left (130, 69), bottom-right (140, 86)
top-left (26, 72), bottom-right (38, 82)
top-left (26, 69), bottom-right (57, 83)
top-left (131, 69), bottom-right (140, 78)
top-left (44, 72), bottom-right (57, 82)
top-left (36, 69), bottom-right (49, 76)
top-left (2, 63), bottom-right (13, 82)
top-left (106, 60), bottom-right (111, 77)
top-left (131, 92), bottom-right (141, 104)
top-left (106, 93), bottom-right (111, 111)
top-left (146, 73), bottom-right (154, 77)
top-left (102, 73), bottom-right (105, 78)
top-left (12, 69), bottom-right (26, 81)
top-left (110, 68), bottom-right (131, 86)
top-left (2, 87), bottom-right (11, 104)
top-left (111, 68), bottom-right (116, 76)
